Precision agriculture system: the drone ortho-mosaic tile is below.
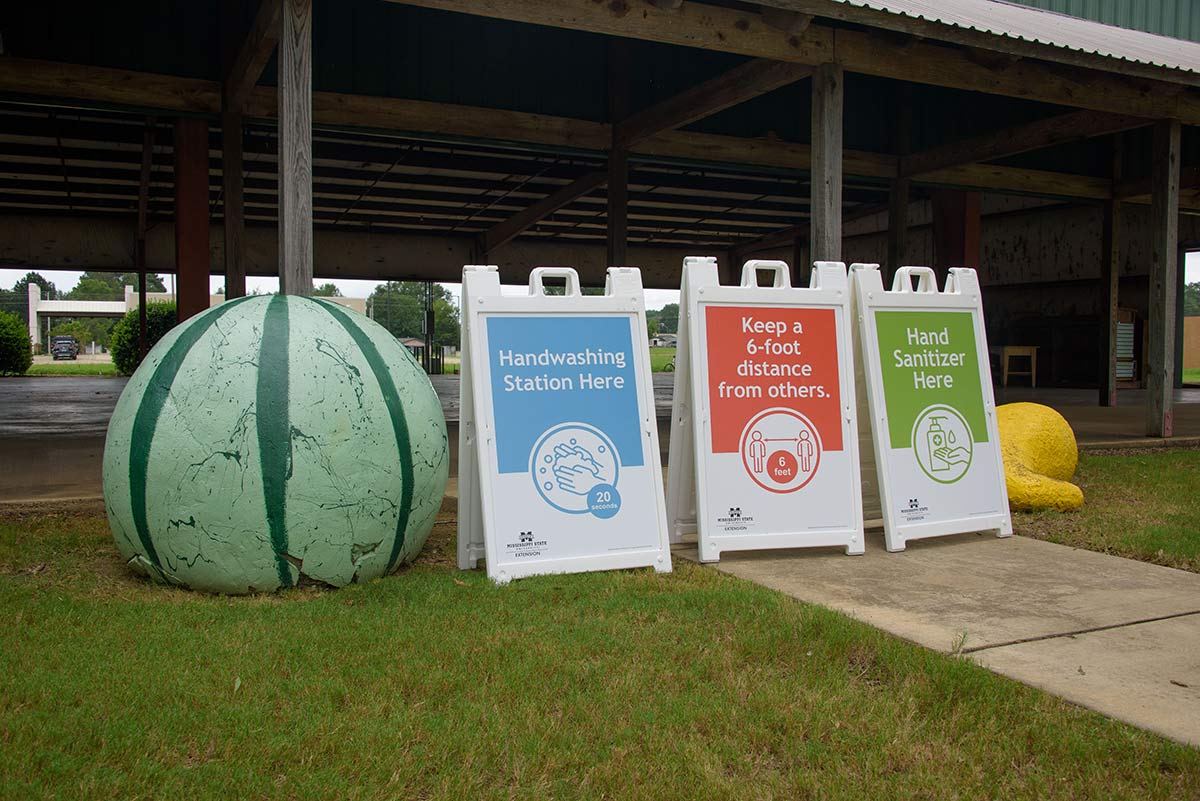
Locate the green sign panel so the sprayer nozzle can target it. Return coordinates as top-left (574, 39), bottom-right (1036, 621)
top-left (874, 311), bottom-right (988, 476)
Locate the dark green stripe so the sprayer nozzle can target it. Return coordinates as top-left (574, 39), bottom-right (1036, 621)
top-left (256, 295), bottom-right (294, 588)
top-left (315, 299), bottom-right (415, 573)
top-left (129, 297), bottom-right (256, 573)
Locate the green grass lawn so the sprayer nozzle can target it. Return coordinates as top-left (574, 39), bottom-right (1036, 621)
top-left (650, 346), bottom-right (675, 372)
top-left (1183, 368), bottom-right (1200, 384)
top-left (24, 361), bottom-right (120, 377)
top-left (1015, 449), bottom-right (1200, 573)
top-left (1, 507), bottom-right (1198, 799)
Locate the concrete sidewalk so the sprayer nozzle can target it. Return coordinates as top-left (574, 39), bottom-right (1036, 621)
top-left (678, 533), bottom-right (1200, 746)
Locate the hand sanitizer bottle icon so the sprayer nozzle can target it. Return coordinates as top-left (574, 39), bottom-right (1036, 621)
top-left (927, 416), bottom-right (948, 472)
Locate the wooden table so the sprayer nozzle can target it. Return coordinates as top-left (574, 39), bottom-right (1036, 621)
top-left (990, 345), bottom-right (1039, 387)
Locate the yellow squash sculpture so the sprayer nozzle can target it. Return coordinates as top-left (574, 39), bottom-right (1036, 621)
top-left (996, 402), bottom-right (1084, 511)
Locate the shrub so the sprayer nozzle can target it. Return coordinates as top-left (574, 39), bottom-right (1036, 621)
top-left (109, 303), bottom-right (178, 376)
top-left (0, 311), bottom-right (32, 375)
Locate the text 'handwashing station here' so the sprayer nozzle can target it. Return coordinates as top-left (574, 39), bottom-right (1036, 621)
top-left (496, 347), bottom-right (629, 392)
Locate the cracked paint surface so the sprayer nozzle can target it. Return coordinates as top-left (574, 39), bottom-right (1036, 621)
top-left (102, 296), bottom-right (449, 594)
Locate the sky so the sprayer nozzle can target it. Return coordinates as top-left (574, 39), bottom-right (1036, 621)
top-left (4, 253), bottom-right (1200, 310)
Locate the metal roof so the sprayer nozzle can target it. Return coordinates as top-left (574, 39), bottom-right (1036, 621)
top-left (764, 0), bottom-right (1200, 77)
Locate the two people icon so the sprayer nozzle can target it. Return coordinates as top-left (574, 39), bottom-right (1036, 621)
top-left (746, 428), bottom-right (815, 474)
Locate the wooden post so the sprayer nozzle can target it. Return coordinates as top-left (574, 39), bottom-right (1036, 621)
top-left (886, 179), bottom-right (909, 284)
top-left (1146, 119), bottom-right (1181, 438)
top-left (607, 150), bottom-right (628, 267)
top-left (136, 118), bottom-right (155, 358)
top-left (221, 111), bottom-right (246, 298)
top-left (810, 63), bottom-right (843, 262)
top-left (174, 118), bottom-right (211, 322)
top-left (886, 83), bottom-right (911, 287)
top-left (278, 0), bottom-right (313, 295)
top-left (607, 39), bottom-right (630, 268)
top-left (931, 190), bottom-right (981, 277)
top-left (1098, 135), bottom-right (1122, 407)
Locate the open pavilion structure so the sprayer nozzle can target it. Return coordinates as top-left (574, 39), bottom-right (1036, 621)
top-left (0, 0), bottom-right (1197, 435)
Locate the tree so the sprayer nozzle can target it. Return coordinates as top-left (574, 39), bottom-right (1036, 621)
top-left (433, 297), bottom-right (460, 347)
top-left (368, 283), bottom-right (423, 340)
top-left (68, 275), bottom-right (122, 301)
top-left (1185, 282), bottom-right (1200, 317)
top-left (13, 272), bottom-right (58, 301)
top-left (647, 316), bottom-right (660, 338)
top-left (109, 303), bottom-right (177, 375)
top-left (656, 303), bottom-right (679, 334)
top-left (118, 273), bottom-right (167, 292)
top-left (0, 310), bottom-right (32, 375)
top-left (313, 282), bottom-right (343, 297)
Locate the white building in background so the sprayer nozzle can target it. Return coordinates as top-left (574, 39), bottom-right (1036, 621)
top-left (26, 284), bottom-right (367, 351)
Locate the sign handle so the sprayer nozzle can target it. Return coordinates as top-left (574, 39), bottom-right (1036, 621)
top-left (891, 266), bottom-right (938, 294)
top-left (740, 260), bottom-right (792, 289)
top-left (529, 266), bottom-right (582, 297)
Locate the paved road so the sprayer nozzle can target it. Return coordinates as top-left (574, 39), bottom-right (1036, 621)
top-left (0, 377), bottom-right (129, 438)
top-left (0, 374), bottom-right (679, 439)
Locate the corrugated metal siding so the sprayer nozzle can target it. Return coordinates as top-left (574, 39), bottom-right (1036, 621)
top-left (1009, 0), bottom-right (1200, 43)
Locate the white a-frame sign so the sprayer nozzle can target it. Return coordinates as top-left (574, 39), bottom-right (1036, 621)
top-left (458, 265), bottom-right (672, 583)
top-left (851, 264), bottom-right (1012, 551)
top-left (666, 258), bottom-right (864, 562)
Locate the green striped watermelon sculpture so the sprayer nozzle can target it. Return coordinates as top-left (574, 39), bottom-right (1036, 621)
top-left (103, 295), bottom-right (450, 594)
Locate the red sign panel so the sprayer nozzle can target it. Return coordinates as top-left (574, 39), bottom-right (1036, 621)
top-left (704, 305), bottom-right (844, 460)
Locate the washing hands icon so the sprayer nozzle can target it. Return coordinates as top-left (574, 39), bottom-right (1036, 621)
top-left (552, 443), bottom-right (604, 495)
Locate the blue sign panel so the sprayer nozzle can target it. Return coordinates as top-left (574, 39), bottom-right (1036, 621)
top-left (486, 316), bottom-right (645, 495)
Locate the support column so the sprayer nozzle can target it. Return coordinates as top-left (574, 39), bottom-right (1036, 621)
top-left (931, 190), bottom-right (981, 275)
top-left (607, 150), bottom-right (628, 267)
top-left (278, 0), bottom-right (313, 295)
top-left (136, 118), bottom-right (154, 357)
top-left (173, 118), bottom-right (211, 322)
top-left (221, 113), bottom-right (246, 298)
top-left (886, 83), bottom-right (911, 287)
top-left (886, 179), bottom-right (909, 286)
top-left (1147, 120), bottom-right (1181, 438)
top-left (1098, 135), bottom-right (1122, 407)
top-left (607, 39), bottom-right (630, 268)
top-left (810, 63), bottom-right (843, 262)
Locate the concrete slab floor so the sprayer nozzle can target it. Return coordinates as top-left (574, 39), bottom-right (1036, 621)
top-left (973, 614), bottom-right (1200, 747)
top-left (678, 535), bottom-right (1200, 746)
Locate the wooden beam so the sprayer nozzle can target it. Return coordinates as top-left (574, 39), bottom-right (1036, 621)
top-left (730, 201), bottom-right (885, 263)
top-left (480, 172), bottom-right (606, 254)
top-left (901, 110), bottom-right (1147, 178)
top-left (761, 8), bottom-right (813, 35)
top-left (1146, 119), bottom-right (1181, 438)
top-left (1115, 166), bottom-right (1200, 203)
top-left (1098, 135), bottom-right (1122, 408)
top-left (613, 59), bottom-right (811, 151)
top-left (221, 110), bottom-right (246, 298)
top-left (224, 0), bottom-right (282, 113)
top-left (0, 57), bottom-right (1123, 202)
top-left (388, 0), bottom-right (1200, 124)
top-left (731, 223), bottom-right (806, 263)
top-left (278, 0), bottom-right (313, 295)
top-left (915, 162), bottom-right (1111, 200)
top-left (810, 63), bottom-right (842, 262)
